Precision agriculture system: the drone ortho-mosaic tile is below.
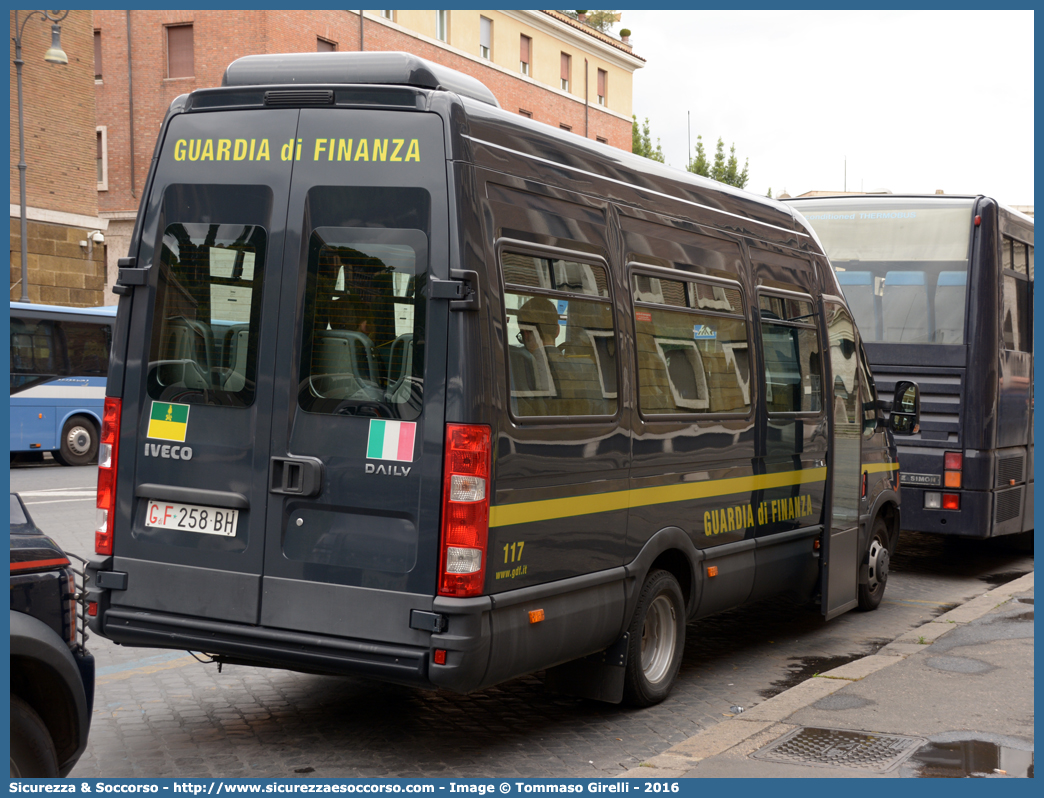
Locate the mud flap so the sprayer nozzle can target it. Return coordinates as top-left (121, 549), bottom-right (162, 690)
top-left (544, 632), bottom-right (629, 704)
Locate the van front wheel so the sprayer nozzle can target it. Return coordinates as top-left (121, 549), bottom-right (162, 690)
top-left (622, 569), bottom-right (685, 707)
top-left (858, 517), bottom-right (890, 611)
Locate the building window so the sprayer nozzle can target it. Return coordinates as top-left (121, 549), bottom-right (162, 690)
top-left (381, 10), bottom-right (394, 21)
top-left (166, 24), bottom-right (194, 79)
top-left (317, 37), bottom-right (335, 52)
top-left (96, 127), bottom-right (108, 191)
top-left (518, 109), bottom-right (532, 118)
top-left (597, 69), bottom-right (607, 106)
top-left (560, 52), bottom-right (571, 92)
top-left (560, 123), bottom-right (571, 132)
top-left (596, 136), bottom-right (608, 145)
top-left (520, 34), bottom-right (532, 75)
top-left (479, 16), bottom-right (492, 59)
top-left (93, 30), bottom-right (102, 81)
top-left (436, 10), bottom-right (448, 42)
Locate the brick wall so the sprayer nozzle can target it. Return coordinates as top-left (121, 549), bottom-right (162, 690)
top-left (9, 10), bottom-right (97, 216)
top-left (95, 10), bottom-right (632, 216)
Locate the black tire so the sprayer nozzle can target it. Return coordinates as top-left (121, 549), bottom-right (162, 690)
top-left (54, 415), bottom-right (98, 467)
top-left (1003, 530), bottom-right (1034, 554)
top-left (622, 569), bottom-right (686, 707)
top-left (10, 695), bottom-right (59, 778)
top-left (858, 517), bottom-right (891, 611)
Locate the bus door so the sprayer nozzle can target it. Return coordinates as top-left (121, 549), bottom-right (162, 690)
top-left (822, 301), bottom-right (862, 619)
top-left (258, 107), bottom-right (450, 645)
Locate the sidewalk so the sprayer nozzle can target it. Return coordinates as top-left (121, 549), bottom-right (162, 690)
top-left (618, 572), bottom-right (1034, 778)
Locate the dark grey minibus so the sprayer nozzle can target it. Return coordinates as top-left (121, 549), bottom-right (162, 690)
top-left (88, 52), bottom-right (919, 706)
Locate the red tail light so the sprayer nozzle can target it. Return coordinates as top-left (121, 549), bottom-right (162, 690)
top-left (438, 424), bottom-right (491, 598)
top-left (944, 451), bottom-right (962, 489)
top-left (95, 397), bottom-right (121, 555)
top-left (942, 493), bottom-right (960, 510)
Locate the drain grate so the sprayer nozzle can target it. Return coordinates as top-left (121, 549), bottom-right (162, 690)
top-left (751, 727), bottom-right (925, 772)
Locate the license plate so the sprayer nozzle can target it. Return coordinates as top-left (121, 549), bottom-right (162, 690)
top-left (145, 500), bottom-right (239, 536)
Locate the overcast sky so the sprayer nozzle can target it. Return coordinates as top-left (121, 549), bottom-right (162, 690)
top-left (619, 10), bottom-right (1034, 206)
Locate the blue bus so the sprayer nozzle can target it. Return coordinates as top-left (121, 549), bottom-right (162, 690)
top-left (785, 195), bottom-right (1033, 546)
top-left (10, 301), bottom-right (116, 465)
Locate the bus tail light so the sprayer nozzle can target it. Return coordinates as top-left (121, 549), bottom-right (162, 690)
top-left (438, 424), bottom-right (491, 598)
top-left (944, 451), bottom-right (962, 489)
top-left (95, 397), bottom-right (121, 555)
top-left (942, 493), bottom-right (960, 511)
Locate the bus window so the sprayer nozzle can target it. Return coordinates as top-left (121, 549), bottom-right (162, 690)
top-left (792, 199), bottom-right (974, 344)
top-left (759, 293), bottom-right (822, 414)
top-left (634, 273), bottom-right (750, 415)
top-left (1002, 274), bottom-right (1031, 352)
top-left (502, 252), bottom-right (616, 418)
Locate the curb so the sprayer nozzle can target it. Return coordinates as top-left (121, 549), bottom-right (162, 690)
top-left (614, 571), bottom-right (1034, 778)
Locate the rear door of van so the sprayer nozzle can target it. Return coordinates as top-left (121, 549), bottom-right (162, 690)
top-left (112, 100), bottom-right (448, 651)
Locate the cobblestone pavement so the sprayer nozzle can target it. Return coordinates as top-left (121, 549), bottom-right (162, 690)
top-left (11, 462), bottom-right (1033, 778)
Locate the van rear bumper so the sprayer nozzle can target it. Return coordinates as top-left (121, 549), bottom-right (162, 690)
top-left (101, 608), bottom-right (432, 688)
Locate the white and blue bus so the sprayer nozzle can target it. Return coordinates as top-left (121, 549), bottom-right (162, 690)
top-left (10, 301), bottom-right (116, 465)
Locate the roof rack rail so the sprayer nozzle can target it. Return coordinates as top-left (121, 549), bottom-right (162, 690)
top-left (222, 51), bottom-right (500, 108)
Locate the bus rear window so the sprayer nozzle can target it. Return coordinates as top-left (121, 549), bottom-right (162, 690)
top-left (794, 200), bottom-right (974, 344)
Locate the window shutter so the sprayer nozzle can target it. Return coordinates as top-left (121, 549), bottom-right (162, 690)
top-left (520, 35), bottom-right (530, 64)
top-left (480, 17), bottom-right (491, 50)
top-left (597, 69), bottom-right (606, 97)
top-left (93, 31), bottom-right (102, 79)
top-left (167, 24), bottom-right (194, 79)
top-left (561, 53), bottom-right (570, 81)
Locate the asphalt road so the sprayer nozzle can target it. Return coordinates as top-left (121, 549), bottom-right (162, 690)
top-left (10, 457), bottom-right (1034, 778)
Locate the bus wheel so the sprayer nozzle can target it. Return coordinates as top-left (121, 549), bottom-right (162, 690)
top-left (858, 518), bottom-right (890, 611)
top-left (54, 415), bottom-right (98, 467)
top-left (622, 569), bottom-right (685, 707)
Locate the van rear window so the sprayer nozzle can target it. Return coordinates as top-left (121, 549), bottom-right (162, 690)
top-left (147, 223), bottom-right (267, 407)
top-left (297, 187), bottom-right (430, 420)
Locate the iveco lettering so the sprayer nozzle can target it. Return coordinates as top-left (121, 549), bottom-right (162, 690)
top-left (86, 52), bottom-right (920, 706)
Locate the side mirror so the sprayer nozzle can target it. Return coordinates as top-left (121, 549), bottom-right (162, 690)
top-left (888, 380), bottom-right (920, 436)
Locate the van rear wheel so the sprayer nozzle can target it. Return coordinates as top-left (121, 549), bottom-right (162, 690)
top-left (622, 569), bottom-right (685, 707)
top-left (53, 415), bottom-right (98, 467)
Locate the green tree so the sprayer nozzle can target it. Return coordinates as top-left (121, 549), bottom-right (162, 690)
top-left (766, 188), bottom-right (773, 198)
top-left (687, 135), bottom-right (709, 177)
top-left (562, 10), bottom-right (621, 34)
top-left (687, 134), bottom-right (749, 189)
top-left (631, 115), bottom-right (664, 163)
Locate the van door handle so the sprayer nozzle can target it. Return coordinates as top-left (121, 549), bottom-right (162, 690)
top-left (269, 456), bottom-right (323, 497)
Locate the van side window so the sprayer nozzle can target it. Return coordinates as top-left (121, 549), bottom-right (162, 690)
top-left (502, 252), bottom-right (617, 418)
top-left (633, 273), bottom-right (750, 415)
top-left (147, 223), bottom-right (267, 407)
top-left (758, 293), bottom-right (822, 414)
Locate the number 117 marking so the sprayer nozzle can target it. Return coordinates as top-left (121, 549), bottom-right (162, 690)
top-left (503, 540), bottom-right (525, 563)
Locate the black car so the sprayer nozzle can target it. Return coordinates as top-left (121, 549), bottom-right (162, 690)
top-left (10, 493), bottom-right (94, 777)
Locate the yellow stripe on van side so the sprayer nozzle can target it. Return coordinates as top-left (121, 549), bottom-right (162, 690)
top-left (863, 462), bottom-right (899, 474)
top-left (488, 466), bottom-right (827, 529)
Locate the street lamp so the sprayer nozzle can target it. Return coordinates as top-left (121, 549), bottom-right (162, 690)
top-left (13, 9), bottom-right (69, 304)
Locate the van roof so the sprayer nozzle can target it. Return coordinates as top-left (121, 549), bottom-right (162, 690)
top-left (222, 51), bottom-right (500, 109)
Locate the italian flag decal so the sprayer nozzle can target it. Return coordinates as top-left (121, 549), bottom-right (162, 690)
top-left (147, 401), bottom-right (190, 442)
top-left (366, 419), bottom-right (416, 462)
